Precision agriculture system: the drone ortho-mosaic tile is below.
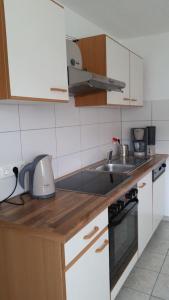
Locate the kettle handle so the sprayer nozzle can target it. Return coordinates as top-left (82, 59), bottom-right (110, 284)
top-left (19, 163), bottom-right (33, 189)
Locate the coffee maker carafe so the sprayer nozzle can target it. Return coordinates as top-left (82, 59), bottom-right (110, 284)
top-left (131, 128), bottom-right (148, 158)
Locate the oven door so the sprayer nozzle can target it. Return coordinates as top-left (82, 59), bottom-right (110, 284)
top-left (109, 201), bottom-right (138, 290)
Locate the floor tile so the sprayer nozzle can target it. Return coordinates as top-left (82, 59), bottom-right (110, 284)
top-left (150, 297), bottom-right (164, 300)
top-left (158, 221), bottom-right (169, 228)
top-left (146, 234), bottom-right (169, 255)
top-left (124, 267), bottom-right (158, 295)
top-left (115, 287), bottom-right (149, 300)
top-left (136, 251), bottom-right (165, 272)
top-left (154, 222), bottom-right (169, 241)
top-left (152, 273), bottom-right (169, 300)
top-left (161, 255), bottom-right (169, 275)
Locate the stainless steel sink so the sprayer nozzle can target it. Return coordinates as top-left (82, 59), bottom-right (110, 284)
top-left (87, 156), bottom-right (152, 174)
top-left (92, 163), bottom-right (135, 173)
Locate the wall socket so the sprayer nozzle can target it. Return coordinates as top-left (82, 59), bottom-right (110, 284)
top-left (0, 161), bottom-right (25, 179)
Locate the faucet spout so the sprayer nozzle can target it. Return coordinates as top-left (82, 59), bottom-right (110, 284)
top-left (108, 150), bottom-right (113, 163)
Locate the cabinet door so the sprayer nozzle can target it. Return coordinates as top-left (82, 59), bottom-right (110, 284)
top-left (153, 173), bottom-right (165, 232)
top-left (65, 231), bottom-right (110, 300)
top-left (106, 37), bottom-right (130, 106)
top-left (138, 172), bottom-right (152, 256)
top-left (130, 52), bottom-right (143, 106)
top-left (4, 0), bottom-right (68, 101)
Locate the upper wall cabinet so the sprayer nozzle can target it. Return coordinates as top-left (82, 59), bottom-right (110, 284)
top-left (106, 36), bottom-right (130, 106)
top-left (0, 0), bottom-right (68, 102)
top-left (75, 34), bottom-right (143, 107)
top-left (130, 52), bottom-right (143, 106)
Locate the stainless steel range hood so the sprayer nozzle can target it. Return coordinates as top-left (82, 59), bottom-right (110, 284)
top-left (66, 39), bottom-right (126, 97)
top-left (68, 66), bottom-right (126, 97)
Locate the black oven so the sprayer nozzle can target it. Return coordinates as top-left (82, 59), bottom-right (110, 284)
top-left (108, 186), bottom-right (138, 290)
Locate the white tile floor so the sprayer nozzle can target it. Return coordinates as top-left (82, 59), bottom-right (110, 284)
top-left (115, 221), bottom-right (169, 300)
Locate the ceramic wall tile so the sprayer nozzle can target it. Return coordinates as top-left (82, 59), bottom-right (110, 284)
top-left (55, 99), bottom-right (80, 127)
top-left (81, 124), bottom-right (100, 150)
top-left (21, 128), bottom-right (56, 162)
top-left (0, 104), bottom-right (19, 132)
top-left (152, 100), bottom-right (169, 121)
top-left (0, 131), bottom-right (22, 164)
top-left (56, 126), bottom-right (81, 156)
top-left (19, 103), bottom-right (55, 130)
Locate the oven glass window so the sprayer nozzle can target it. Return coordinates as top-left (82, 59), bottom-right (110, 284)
top-left (109, 206), bottom-right (138, 290)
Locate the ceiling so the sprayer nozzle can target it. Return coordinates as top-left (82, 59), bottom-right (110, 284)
top-left (61, 0), bottom-right (169, 39)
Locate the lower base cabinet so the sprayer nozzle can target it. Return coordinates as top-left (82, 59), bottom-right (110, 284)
top-left (65, 230), bottom-right (110, 300)
top-left (138, 172), bottom-right (153, 256)
top-left (153, 172), bottom-right (165, 232)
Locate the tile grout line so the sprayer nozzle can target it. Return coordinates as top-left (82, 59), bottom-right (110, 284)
top-left (121, 285), bottom-right (151, 297)
top-left (0, 121), bottom-right (123, 134)
top-left (53, 104), bottom-right (58, 159)
top-left (79, 106), bottom-right (83, 169)
top-left (120, 108), bottom-right (123, 142)
top-left (150, 246), bottom-right (169, 297)
top-left (17, 104), bottom-right (24, 162)
top-left (151, 100), bottom-right (153, 126)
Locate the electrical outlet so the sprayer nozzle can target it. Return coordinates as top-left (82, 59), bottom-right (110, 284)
top-left (0, 161), bottom-right (25, 179)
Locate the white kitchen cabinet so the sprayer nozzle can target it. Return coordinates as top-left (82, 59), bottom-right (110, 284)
top-left (130, 52), bottom-right (143, 106)
top-left (64, 209), bottom-right (108, 266)
top-left (153, 172), bottom-right (165, 232)
top-left (76, 34), bottom-right (143, 107)
top-left (138, 172), bottom-right (152, 256)
top-left (65, 230), bottom-right (110, 300)
top-left (3, 0), bottom-right (68, 102)
top-left (106, 37), bottom-right (130, 106)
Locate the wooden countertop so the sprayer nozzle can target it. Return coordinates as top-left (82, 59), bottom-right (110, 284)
top-left (0, 154), bottom-right (168, 243)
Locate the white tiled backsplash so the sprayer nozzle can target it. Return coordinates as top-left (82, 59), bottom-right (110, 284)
top-left (0, 99), bottom-right (121, 200)
top-left (1, 99), bottom-right (169, 203)
top-left (122, 100), bottom-right (169, 154)
top-left (121, 99), bottom-right (169, 217)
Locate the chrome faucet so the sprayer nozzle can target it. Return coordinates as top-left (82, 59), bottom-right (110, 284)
top-left (108, 150), bottom-right (113, 163)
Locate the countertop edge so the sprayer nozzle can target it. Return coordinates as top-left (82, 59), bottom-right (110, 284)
top-left (0, 154), bottom-right (168, 243)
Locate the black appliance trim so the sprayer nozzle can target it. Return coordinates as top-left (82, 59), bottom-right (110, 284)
top-left (108, 186), bottom-right (138, 290)
top-left (109, 199), bottom-right (138, 227)
top-left (152, 161), bottom-right (166, 182)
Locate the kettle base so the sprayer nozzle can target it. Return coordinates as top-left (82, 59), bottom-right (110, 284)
top-left (32, 192), bottom-right (56, 200)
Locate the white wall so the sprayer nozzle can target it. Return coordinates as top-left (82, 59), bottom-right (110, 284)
top-left (122, 32), bottom-right (169, 101)
top-left (64, 7), bottom-right (105, 38)
top-left (121, 33), bottom-right (169, 216)
top-left (0, 102), bottom-right (121, 201)
top-left (0, 7), bottom-right (120, 201)
top-left (1, 5), bottom-right (169, 217)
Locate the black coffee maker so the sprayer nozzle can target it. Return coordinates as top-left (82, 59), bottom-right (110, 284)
top-left (131, 128), bottom-right (148, 158)
top-left (131, 126), bottom-right (156, 157)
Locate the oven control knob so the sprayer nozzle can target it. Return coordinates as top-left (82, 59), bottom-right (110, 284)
top-left (117, 200), bottom-right (125, 209)
top-left (132, 188), bottom-right (138, 198)
top-left (126, 188), bottom-right (138, 200)
top-left (109, 204), bottom-right (119, 216)
top-left (125, 192), bottom-right (131, 200)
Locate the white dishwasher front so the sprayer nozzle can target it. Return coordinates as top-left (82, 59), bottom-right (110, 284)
top-left (152, 162), bottom-right (166, 232)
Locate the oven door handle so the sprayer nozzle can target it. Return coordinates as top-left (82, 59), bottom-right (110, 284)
top-left (109, 200), bottom-right (138, 227)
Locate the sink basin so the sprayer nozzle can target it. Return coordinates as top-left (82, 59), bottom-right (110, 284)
top-left (87, 156), bottom-right (151, 174)
top-left (91, 163), bottom-right (135, 173)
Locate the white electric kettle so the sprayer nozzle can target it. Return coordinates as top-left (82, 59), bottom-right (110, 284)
top-left (19, 154), bottom-right (55, 199)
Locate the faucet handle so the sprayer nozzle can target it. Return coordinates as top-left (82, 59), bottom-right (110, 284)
top-left (112, 137), bottom-right (120, 144)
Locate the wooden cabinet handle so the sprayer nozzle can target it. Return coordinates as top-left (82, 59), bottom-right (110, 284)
top-left (138, 182), bottom-right (146, 189)
top-left (50, 88), bottom-right (67, 92)
top-left (83, 226), bottom-right (99, 240)
top-left (95, 239), bottom-right (109, 253)
top-left (131, 98), bottom-right (137, 102)
top-left (123, 97), bottom-right (130, 101)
